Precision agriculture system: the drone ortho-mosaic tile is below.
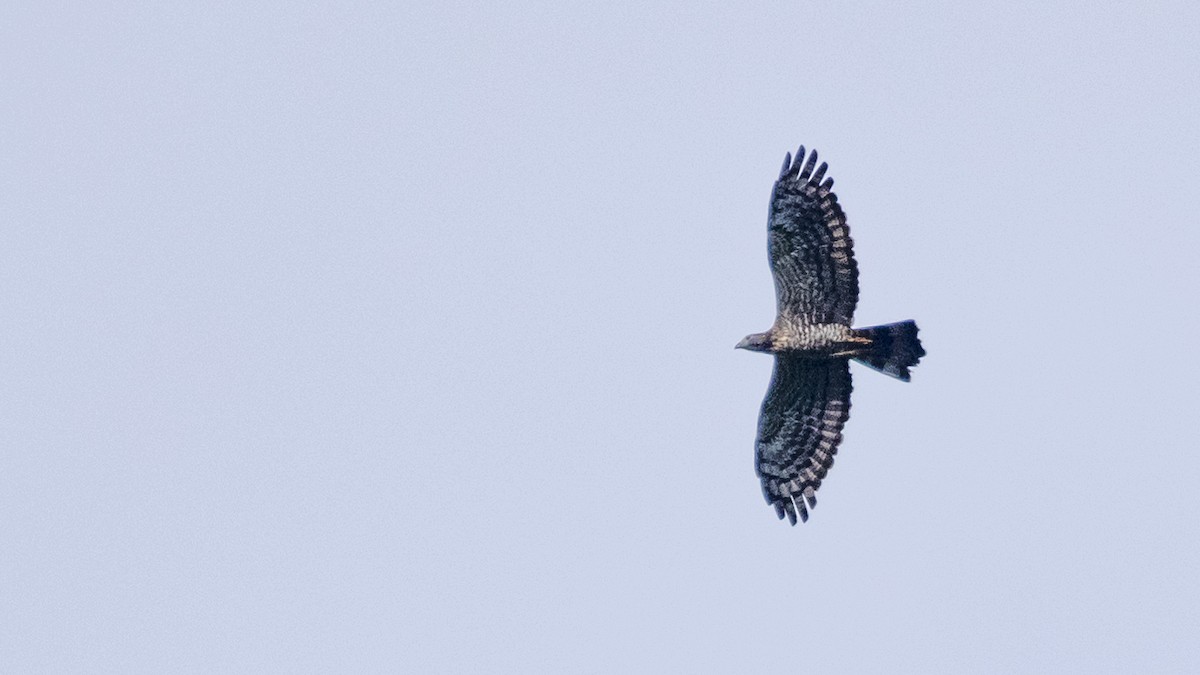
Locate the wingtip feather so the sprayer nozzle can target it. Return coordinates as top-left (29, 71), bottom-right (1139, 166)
top-left (812, 161), bottom-right (828, 184)
top-left (799, 149), bottom-right (818, 180)
top-left (795, 494), bottom-right (809, 523)
top-left (782, 498), bottom-right (798, 525)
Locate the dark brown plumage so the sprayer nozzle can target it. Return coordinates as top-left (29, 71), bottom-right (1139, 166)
top-left (736, 146), bottom-right (925, 525)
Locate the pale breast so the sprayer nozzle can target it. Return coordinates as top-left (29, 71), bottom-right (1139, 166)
top-left (770, 323), bottom-right (861, 353)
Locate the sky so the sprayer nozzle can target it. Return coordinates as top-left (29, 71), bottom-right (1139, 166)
top-left (3, 1), bottom-right (1200, 672)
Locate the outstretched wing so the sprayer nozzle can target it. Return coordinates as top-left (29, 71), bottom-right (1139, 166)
top-left (768, 147), bottom-right (859, 326)
top-left (755, 356), bottom-right (853, 524)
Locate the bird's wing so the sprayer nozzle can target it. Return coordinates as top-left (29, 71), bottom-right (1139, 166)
top-left (767, 147), bottom-right (859, 326)
top-left (755, 356), bottom-right (853, 524)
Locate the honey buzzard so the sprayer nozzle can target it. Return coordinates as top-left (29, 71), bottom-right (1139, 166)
top-left (737, 147), bottom-right (925, 525)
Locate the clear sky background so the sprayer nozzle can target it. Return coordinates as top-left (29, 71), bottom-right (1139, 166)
top-left (3, 1), bottom-right (1199, 672)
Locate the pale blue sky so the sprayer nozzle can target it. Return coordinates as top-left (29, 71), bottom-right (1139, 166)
top-left (3, 1), bottom-right (1199, 672)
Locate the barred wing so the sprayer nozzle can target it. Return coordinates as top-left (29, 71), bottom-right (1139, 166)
top-left (768, 147), bottom-right (859, 326)
top-left (755, 356), bottom-right (853, 524)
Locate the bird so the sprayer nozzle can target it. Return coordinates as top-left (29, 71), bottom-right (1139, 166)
top-left (736, 146), bottom-right (925, 525)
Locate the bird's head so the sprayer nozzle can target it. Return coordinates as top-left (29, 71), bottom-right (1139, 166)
top-left (735, 332), bottom-right (773, 353)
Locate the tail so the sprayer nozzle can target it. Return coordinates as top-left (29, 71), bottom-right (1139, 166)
top-left (852, 320), bottom-right (925, 381)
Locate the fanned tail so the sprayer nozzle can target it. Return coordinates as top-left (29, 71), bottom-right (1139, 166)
top-left (852, 320), bottom-right (924, 381)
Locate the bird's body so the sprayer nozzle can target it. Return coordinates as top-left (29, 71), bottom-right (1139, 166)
top-left (737, 146), bottom-right (925, 525)
top-left (741, 322), bottom-right (866, 355)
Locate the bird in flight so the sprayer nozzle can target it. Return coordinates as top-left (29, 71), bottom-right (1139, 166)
top-left (737, 146), bottom-right (925, 525)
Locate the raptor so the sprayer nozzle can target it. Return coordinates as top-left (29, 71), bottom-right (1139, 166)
top-left (737, 146), bottom-right (925, 525)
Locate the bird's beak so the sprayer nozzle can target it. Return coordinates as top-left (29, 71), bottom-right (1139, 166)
top-left (735, 338), bottom-right (749, 350)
